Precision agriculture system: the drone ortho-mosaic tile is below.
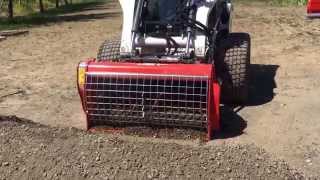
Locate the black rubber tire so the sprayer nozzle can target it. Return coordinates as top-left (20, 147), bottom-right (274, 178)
top-left (215, 33), bottom-right (251, 105)
top-left (97, 39), bottom-right (121, 62)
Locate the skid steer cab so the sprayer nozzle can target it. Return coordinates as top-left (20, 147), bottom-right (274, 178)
top-left (77, 0), bottom-right (251, 140)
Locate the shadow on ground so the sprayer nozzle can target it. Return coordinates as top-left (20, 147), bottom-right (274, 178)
top-left (248, 64), bottom-right (279, 106)
top-left (0, 115), bottom-right (36, 125)
top-left (214, 106), bottom-right (247, 139)
top-left (0, 0), bottom-right (119, 30)
top-left (215, 64), bottom-right (279, 139)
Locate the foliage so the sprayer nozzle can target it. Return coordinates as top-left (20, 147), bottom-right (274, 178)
top-left (2, 0), bottom-right (59, 16)
top-left (271, 0), bottom-right (307, 6)
top-left (0, 0), bottom-right (106, 30)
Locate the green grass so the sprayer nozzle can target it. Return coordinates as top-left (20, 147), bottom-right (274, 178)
top-left (0, 0), bottom-right (109, 30)
top-left (271, 0), bottom-right (307, 6)
top-left (235, 0), bottom-right (307, 6)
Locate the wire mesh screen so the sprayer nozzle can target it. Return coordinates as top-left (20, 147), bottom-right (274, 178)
top-left (85, 73), bottom-right (209, 129)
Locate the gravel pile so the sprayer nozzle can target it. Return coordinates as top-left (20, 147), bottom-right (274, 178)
top-left (0, 116), bottom-right (305, 180)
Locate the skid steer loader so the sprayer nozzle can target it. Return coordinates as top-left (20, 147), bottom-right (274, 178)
top-left (77, 0), bottom-right (250, 139)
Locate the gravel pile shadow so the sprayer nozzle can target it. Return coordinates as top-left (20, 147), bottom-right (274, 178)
top-left (0, 116), bottom-right (305, 180)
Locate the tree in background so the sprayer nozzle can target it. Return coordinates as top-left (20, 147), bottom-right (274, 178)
top-left (39, 0), bottom-right (44, 13)
top-left (0, 0), bottom-right (74, 18)
top-left (8, 0), bottom-right (13, 18)
top-left (55, 0), bottom-right (59, 8)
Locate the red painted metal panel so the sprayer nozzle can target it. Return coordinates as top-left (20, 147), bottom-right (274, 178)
top-left (307, 0), bottom-right (320, 13)
top-left (86, 59), bottom-right (214, 79)
top-left (212, 82), bottom-right (221, 131)
top-left (206, 80), bottom-right (221, 140)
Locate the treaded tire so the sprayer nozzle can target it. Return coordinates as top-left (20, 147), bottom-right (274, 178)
top-left (215, 33), bottom-right (251, 105)
top-left (97, 39), bottom-right (121, 62)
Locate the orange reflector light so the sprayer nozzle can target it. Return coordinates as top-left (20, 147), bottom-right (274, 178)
top-left (78, 65), bottom-right (86, 86)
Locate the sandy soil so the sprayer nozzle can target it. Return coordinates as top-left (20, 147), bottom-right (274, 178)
top-left (0, 0), bottom-right (320, 178)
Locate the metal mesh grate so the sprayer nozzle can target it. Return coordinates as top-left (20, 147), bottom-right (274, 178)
top-left (85, 73), bottom-right (209, 129)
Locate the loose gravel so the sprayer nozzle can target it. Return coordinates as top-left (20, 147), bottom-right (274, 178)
top-left (0, 116), bottom-right (306, 180)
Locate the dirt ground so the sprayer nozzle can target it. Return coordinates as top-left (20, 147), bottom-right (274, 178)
top-left (0, 0), bottom-right (320, 178)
